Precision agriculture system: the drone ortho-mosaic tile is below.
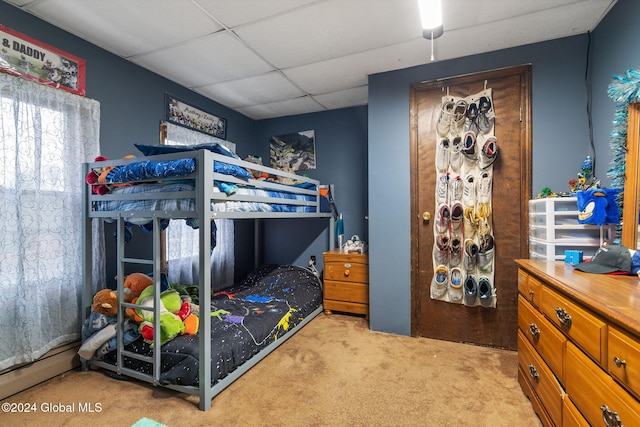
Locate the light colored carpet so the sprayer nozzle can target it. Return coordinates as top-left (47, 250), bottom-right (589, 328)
top-left (1, 314), bottom-right (541, 426)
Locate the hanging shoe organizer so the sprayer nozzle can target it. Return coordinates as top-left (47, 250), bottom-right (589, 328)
top-left (431, 87), bottom-right (499, 308)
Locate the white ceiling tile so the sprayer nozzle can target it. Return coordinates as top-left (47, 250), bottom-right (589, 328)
top-left (237, 96), bottom-right (325, 120)
top-left (234, 0), bottom-right (421, 69)
top-left (193, 0), bottom-right (318, 28)
top-left (313, 86), bottom-right (368, 110)
top-left (196, 72), bottom-right (306, 107)
top-left (21, 0), bottom-right (223, 57)
top-left (131, 32), bottom-right (274, 88)
top-left (435, 2), bottom-right (614, 61)
top-left (284, 38), bottom-right (433, 95)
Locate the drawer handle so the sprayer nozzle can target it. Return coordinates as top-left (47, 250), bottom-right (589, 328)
top-left (600, 404), bottom-right (624, 427)
top-left (528, 364), bottom-right (539, 383)
top-left (528, 289), bottom-right (535, 297)
top-left (528, 323), bottom-right (540, 341)
top-left (344, 269), bottom-right (350, 277)
top-left (555, 307), bottom-right (572, 329)
top-left (613, 356), bottom-right (627, 368)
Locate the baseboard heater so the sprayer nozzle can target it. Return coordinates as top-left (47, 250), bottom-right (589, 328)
top-left (0, 341), bottom-right (80, 400)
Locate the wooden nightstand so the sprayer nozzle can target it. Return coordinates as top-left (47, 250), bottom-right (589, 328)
top-left (322, 250), bottom-right (369, 318)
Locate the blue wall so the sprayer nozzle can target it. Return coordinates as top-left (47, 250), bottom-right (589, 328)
top-left (253, 107), bottom-right (368, 270)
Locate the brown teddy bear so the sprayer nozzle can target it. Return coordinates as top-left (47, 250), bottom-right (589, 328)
top-left (122, 272), bottom-right (154, 303)
top-left (91, 289), bottom-right (118, 317)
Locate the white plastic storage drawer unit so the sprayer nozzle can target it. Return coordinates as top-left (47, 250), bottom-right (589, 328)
top-left (528, 197), bottom-right (614, 261)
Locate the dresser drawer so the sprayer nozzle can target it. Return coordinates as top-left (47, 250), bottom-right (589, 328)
top-left (540, 286), bottom-right (606, 366)
top-left (518, 269), bottom-right (542, 308)
top-left (565, 341), bottom-right (640, 427)
top-left (562, 396), bottom-right (590, 427)
top-left (324, 260), bottom-right (368, 283)
top-left (324, 280), bottom-right (368, 304)
top-left (518, 330), bottom-right (564, 426)
top-left (518, 295), bottom-right (566, 381)
top-left (608, 326), bottom-right (640, 399)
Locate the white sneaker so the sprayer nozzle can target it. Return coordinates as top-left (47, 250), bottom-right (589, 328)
top-left (450, 202), bottom-right (463, 232)
top-left (432, 265), bottom-right (449, 298)
top-left (450, 234), bottom-right (462, 266)
top-left (449, 267), bottom-right (464, 302)
top-left (436, 173), bottom-right (449, 204)
top-left (437, 100), bottom-right (455, 137)
top-left (462, 174), bottom-right (476, 206)
top-left (478, 171), bottom-right (492, 204)
top-left (435, 203), bottom-right (450, 234)
top-left (479, 136), bottom-right (498, 169)
top-left (450, 100), bottom-right (468, 136)
top-left (436, 138), bottom-right (450, 172)
top-left (450, 175), bottom-right (463, 202)
top-left (449, 136), bottom-right (463, 172)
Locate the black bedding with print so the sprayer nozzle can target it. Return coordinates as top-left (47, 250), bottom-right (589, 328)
top-left (105, 264), bottom-right (322, 386)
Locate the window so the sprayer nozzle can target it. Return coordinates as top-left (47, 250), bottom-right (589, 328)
top-left (0, 74), bottom-right (100, 371)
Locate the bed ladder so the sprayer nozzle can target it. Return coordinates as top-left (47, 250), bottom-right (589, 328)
top-left (114, 215), bottom-right (165, 385)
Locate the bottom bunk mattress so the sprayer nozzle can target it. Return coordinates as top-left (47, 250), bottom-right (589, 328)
top-left (102, 264), bottom-right (322, 386)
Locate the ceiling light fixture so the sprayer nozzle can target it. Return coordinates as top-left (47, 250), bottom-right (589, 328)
top-left (418, 0), bottom-right (443, 61)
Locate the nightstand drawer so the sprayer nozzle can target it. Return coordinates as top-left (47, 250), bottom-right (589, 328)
top-left (565, 341), bottom-right (640, 427)
top-left (324, 262), bottom-right (368, 283)
top-left (541, 286), bottom-right (606, 366)
top-left (324, 280), bottom-right (368, 304)
top-left (608, 326), bottom-right (640, 399)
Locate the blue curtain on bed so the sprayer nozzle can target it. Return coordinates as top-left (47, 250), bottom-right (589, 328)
top-left (0, 74), bottom-right (101, 371)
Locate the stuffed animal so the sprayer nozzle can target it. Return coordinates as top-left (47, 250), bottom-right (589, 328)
top-left (244, 155), bottom-right (268, 179)
top-left (81, 289), bottom-right (118, 344)
top-left (92, 289), bottom-right (118, 317)
top-left (79, 289), bottom-right (140, 360)
top-left (576, 188), bottom-right (622, 226)
top-left (85, 155), bottom-right (112, 195)
top-left (85, 154), bottom-right (135, 195)
top-left (133, 286), bottom-right (199, 346)
top-left (122, 272), bottom-right (153, 303)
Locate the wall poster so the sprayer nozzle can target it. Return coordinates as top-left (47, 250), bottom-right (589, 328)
top-left (0, 25), bottom-right (86, 96)
top-left (269, 130), bottom-right (316, 172)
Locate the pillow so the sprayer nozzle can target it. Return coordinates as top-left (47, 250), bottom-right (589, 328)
top-left (134, 143), bottom-right (239, 159)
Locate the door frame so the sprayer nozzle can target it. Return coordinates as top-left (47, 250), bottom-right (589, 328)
top-left (409, 64), bottom-right (532, 340)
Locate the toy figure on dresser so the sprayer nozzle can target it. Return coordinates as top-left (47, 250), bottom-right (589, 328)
top-left (569, 155), bottom-right (601, 193)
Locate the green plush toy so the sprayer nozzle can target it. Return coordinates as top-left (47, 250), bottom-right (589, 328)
top-left (134, 286), bottom-right (185, 347)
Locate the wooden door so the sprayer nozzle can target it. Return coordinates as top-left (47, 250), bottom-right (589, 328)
top-left (410, 65), bottom-right (531, 350)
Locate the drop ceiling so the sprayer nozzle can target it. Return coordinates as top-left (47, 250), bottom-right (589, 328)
top-left (3, 0), bottom-right (618, 120)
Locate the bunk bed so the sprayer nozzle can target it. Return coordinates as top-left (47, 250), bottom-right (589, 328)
top-left (81, 147), bottom-right (335, 410)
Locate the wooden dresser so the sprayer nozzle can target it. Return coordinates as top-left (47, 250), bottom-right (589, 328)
top-left (323, 250), bottom-right (369, 318)
top-left (516, 259), bottom-right (640, 426)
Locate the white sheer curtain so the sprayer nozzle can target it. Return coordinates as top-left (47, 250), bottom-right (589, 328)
top-left (162, 122), bottom-right (234, 289)
top-left (0, 74), bottom-right (100, 371)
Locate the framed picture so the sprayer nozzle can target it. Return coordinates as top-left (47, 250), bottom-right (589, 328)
top-left (0, 25), bottom-right (86, 96)
top-left (269, 130), bottom-right (316, 171)
top-left (165, 93), bottom-right (226, 139)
